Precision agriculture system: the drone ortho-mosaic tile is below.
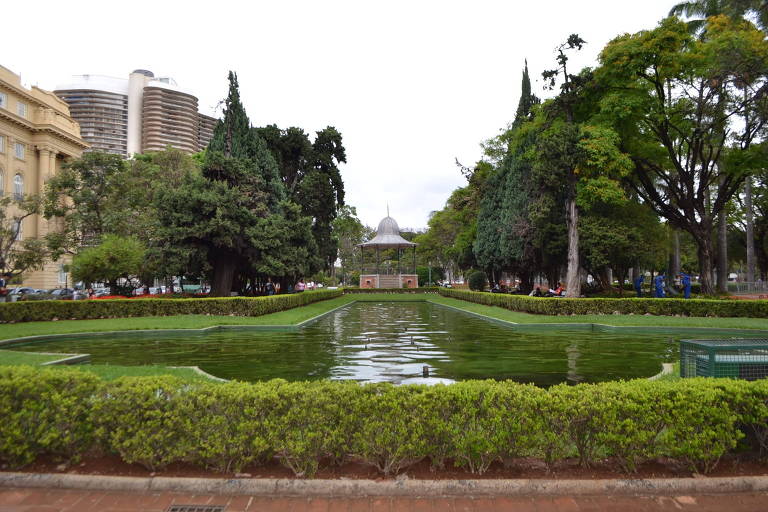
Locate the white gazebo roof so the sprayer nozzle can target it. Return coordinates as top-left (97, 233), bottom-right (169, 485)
top-left (359, 216), bottom-right (416, 248)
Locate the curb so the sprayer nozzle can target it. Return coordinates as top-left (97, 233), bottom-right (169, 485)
top-left (2, 473), bottom-right (768, 497)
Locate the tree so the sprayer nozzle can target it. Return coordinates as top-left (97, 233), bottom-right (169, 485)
top-left (0, 196), bottom-right (47, 281)
top-left (540, 34), bottom-right (588, 297)
top-left (44, 152), bottom-right (133, 256)
top-left (332, 205), bottom-right (367, 285)
top-left (259, 125), bottom-right (347, 272)
top-left (594, 15), bottom-right (768, 293)
top-left (70, 234), bottom-right (146, 294)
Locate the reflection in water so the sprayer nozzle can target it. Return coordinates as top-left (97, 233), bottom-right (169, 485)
top-left (5, 302), bottom-right (764, 386)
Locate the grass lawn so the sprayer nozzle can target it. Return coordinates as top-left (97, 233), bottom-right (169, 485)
top-left (0, 350), bottom-right (66, 365)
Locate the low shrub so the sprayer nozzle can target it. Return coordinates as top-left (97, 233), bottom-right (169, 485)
top-left (0, 289), bottom-right (342, 324)
top-left (0, 366), bottom-right (100, 467)
top-left (468, 271), bottom-right (486, 292)
top-left (439, 288), bottom-right (768, 318)
top-left (3, 369), bottom-right (768, 475)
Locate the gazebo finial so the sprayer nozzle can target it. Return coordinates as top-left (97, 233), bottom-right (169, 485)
top-left (387, 203), bottom-right (390, 217)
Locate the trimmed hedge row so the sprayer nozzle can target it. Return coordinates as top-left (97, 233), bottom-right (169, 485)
top-left (440, 288), bottom-right (768, 318)
top-left (343, 287), bottom-right (439, 294)
top-left (2, 366), bottom-right (767, 475)
top-left (0, 290), bottom-right (343, 324)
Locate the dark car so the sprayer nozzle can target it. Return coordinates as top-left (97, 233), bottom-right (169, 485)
top-left (49, 288), bottom-right (75, 300)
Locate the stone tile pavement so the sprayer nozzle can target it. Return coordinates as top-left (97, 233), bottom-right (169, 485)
top-left (2, 488), bottom-right (768, 512)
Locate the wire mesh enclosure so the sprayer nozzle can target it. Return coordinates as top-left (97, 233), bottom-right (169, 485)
top-left (680, 339), bottom-right (768, 380)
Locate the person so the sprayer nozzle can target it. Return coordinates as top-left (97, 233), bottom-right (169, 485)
top-left (295, 278), bottom-right (306, 293)
top-left (654, 274), bottom-right (666, 298)
top-left (491, 282), bottom-right (501, 293)
top-left (0, 273), bottom-right (8, 303)
top-left (143, 284), bottom-right (150, 295)
top-left (265, 279), bottom-right (276, 296)
top-left (633, 274), bottom-right (645, 298)
top-left (87, 287), bottom-right (95, 299)
top-left (529, 286), bottom-right (544, 297)
top-left (680, 271), bottom-right (692, 299)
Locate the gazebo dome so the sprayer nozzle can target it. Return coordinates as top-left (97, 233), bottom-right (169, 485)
top-left (359, 215), bottom-right (416, 248)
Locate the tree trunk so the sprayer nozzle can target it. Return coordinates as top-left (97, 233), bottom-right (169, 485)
top-left (671, 230), bottom-right (680, 277)
top-left (565, 192), bottom-right (581, 298)
top-left (697, 239), bottom-right (715, 295)
top-left (210, 253), bottom-right (236, 297)
top-left (745, 177), bottom-right (756, 283)
top-left (717, 209), bottom-right (728, 293)
top-left (756, 228), bottom-right (768, 281)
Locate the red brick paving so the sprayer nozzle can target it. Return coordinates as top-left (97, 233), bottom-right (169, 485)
top-left (1, 488), bottom-right (768, 511)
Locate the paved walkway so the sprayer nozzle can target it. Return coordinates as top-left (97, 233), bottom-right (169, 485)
top-left (2, 488), bottom-right (768, 511)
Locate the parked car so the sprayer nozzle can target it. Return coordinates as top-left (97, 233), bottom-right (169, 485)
top-left (9, 287), bottom-right (37, 296)
top-left (94, 287), bottom-right (111, 297)
top-left (49, 288), bottom-right (74, 300)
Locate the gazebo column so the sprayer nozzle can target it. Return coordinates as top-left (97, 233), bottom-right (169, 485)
top-left (412, 246), bottom-right (416, 274)
top-left (376, 247), bottom-right (380, 288)
top-left (397, 248), bottom-right (401, 276)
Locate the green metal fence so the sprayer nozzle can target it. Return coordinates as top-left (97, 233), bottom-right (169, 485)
top-left (680, 339), bottom-right (768, 380)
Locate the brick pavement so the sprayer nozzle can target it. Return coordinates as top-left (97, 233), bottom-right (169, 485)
top-left (2, 488), bottom-right (768, 512)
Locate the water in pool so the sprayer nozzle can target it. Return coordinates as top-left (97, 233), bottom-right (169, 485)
top-left (5, 302), bottom-right (763, 386)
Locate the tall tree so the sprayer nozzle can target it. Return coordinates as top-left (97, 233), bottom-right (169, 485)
top-left (594, 15), bottom-right (768, 293)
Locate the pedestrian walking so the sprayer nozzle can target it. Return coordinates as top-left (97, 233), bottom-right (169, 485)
top-left (633, 274), bottom-right (645, 297)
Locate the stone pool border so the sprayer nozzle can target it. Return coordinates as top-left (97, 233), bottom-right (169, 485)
top-left (1, 472), bottom-right (768, 497)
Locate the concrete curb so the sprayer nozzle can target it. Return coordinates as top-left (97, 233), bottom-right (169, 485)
top-left (2, 472), bottom-right (768, 497)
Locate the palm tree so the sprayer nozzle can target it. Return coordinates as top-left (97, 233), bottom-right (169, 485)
top-left (669, 0), bottom-right (766, 32)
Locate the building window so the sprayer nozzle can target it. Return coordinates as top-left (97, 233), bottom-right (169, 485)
top-left (58, 264), bottom-right (68, 285)
top-left (13, 220), bottom-right (22, 241)
top-left (0, 169), bottom-right (4, 196)
top-left (14, 142), bottom-right (24, 160)
top-left (17, 102), bottom-right (27, 118)
top-left (13, 174), bottom-right (23, 200)
top-left (0, 92), bottom-right (6, 108)
top-left (0, 135), bottom-right (4, 153)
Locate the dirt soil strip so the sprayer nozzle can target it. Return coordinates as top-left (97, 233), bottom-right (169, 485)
top-left (2, 473), bottom-right (768, 497)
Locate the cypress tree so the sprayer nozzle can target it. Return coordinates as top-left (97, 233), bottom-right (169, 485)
top-left (512, 60), bottom-right (539, 128)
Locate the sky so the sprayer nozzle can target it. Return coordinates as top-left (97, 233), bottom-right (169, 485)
top-left (5, 0), bottom-right (678, 230)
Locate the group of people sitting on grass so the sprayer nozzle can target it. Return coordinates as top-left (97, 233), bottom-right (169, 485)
top-left (528, 282), bottom-right (566, 297)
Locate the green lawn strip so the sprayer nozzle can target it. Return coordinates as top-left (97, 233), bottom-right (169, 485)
top-left (427, 295), bottom-right (768, 330)
top-left (655, 362), bottom-right (681, 382)
top-left (0, 350), bottom-right (65, 365)
top-left (60, 364), bottom-right (215, 382)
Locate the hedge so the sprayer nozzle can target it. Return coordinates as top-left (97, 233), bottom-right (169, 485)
top-left (439, 288), bottom-right (768, 318)
top-left (0, 289), bottom-right (343, 324)
top-left (3, 366), bottom-right (768, 475)
top-left (343, 287), bottom-right (439, 294)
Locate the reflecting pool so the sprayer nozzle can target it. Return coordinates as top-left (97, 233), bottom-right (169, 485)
top-left (5, 301), bottom-right (766, 386)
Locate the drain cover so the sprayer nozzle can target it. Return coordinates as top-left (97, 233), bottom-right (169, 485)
top-left (166, 506), bottom-right (226, 512)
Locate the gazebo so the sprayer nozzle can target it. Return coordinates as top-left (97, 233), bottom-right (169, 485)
top-left (359, 215), bottom-right (418, 289)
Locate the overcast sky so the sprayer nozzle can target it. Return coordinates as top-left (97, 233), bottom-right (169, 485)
top-left (6, 0), bottom-right (677, 230)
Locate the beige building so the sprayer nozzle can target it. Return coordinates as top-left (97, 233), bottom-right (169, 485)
top-left (0, 65), bottom-right (88, 289)
top-left (55, 70), bottom-right (217, 157)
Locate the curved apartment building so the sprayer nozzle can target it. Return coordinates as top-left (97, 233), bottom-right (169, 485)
top-left (142, 85), bottom-right (200, 153)
top-left (54, 75), bottom-right (128, 156)
top-left (55, 70), bottom-right (217, 157)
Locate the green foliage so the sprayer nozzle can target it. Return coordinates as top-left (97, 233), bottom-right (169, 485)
top-left (0, 195), bottom-right (47, 280)
top-left (0, 289), bottom-right (342, 324)
top-left (93, 376), bottom-right (191, 471)
top-left (440, 288), bottom-right (768, 318)
top-left (71, 235), bottom-right (146, 289)
top-left (0, 366), bottom-right (99, 467)
top-left (468, 270), bottom-right (486, 291)
top-left (4, 369), bottom-right (768, 475)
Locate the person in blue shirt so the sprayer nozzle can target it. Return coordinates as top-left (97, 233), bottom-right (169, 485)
top-left (654, 274), bottom-right (666, 298)
top-left (679, 271), bottom-right (691, 299)
top-left (633, 274), bottom-right (645, 297)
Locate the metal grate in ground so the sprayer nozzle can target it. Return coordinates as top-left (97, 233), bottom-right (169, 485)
top-left (166, 506), bottom-right (226, 512)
